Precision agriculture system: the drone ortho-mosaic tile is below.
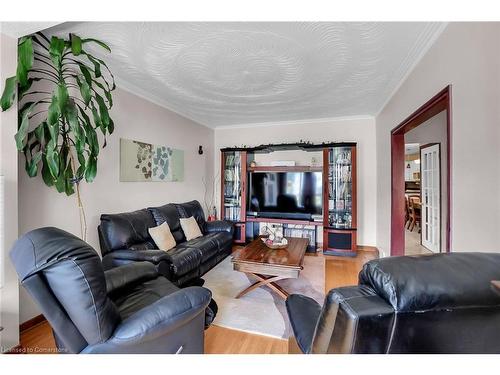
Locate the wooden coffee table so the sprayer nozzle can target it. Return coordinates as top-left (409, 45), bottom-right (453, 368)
top-left (232, 237), bottom-right (308, 300)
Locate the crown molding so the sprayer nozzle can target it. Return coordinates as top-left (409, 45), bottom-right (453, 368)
top-left (214, 115), bottom-right (374, 130)
top-left (375, 22), bottom-right (449, 118)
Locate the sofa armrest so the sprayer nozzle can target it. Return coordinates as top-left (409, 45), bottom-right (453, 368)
top-left (104, 249), bottom-right (170, 264)
top-left (286, 294), bottom-right (322, 353)
top-left (205, 220), bottom-right (234, 235)
top-left (82, 287), bottom-right (211, 353)
top-left (105, 262), bottom-right (158, 294)
top-left (311, 285), bottom-right (395, 354)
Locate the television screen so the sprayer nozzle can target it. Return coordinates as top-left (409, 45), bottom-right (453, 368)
top-left (247, 171), bottom-right (322, 218)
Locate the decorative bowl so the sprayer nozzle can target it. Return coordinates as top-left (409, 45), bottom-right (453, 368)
top-left (261, 237), bottom-right (288, 249)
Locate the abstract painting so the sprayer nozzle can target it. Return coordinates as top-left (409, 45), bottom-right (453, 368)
top-left (120, 138), bottom-right (184, 182)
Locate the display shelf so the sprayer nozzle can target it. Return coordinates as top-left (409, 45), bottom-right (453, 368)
top-left (323, 146), bottom-right (357, 255)
top-left (220, 151), bottom-right (247, 241)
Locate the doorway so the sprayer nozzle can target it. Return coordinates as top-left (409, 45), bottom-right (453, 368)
top-left (390, 86), bottom-right (452, 256)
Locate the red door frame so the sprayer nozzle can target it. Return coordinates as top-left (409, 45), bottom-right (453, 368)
top-left (390, 85), bottom-right (452, 256)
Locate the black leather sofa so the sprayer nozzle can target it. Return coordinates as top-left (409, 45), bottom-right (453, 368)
top-left (10, 227), bottom-right (213, 354)
top-left (99, 200), bottom-right (234, 286)
top-left (286, 252), bottom-right (500, 353)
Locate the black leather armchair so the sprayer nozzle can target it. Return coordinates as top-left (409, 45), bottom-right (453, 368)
top-left (10, 227), bottom-right (212, 354)
top-left (286, 252), bottom-right (500, 354)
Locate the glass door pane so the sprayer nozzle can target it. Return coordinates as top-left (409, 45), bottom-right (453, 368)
top-left (328, 147), bottom-right (353, 229)
top-left (223, 151), bottom-right (242, 221)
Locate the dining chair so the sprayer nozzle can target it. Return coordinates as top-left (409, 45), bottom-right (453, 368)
top-left (409, 197), bottom-right (421, 232)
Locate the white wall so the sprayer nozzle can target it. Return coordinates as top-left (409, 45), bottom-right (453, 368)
top-left (0, 33), bottom-right (20, 351)
top-left (376, 23), bottom-right (500, 257)
top-left (18, 87), bottom-right (214, 323)
top-left (215, 117), bottom-right (377, 247)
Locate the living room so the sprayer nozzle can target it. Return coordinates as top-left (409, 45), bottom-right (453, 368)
top-left (1, 1), bottom-right (500, 372)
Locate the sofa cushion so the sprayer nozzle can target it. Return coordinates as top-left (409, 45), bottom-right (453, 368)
top-left (148, 204), bottom-right (186, 244)
top-left (110, 276), bottom-right (179, 320)
top-left (183, 233), bottom-right (221, 262)
top-left (174, 200), bottom-right (207, 233)
top-left (359, 252), bottom-right (500, 313)
top-left (165, 245), bottom-right (203, 276)
top-left (148, 222), bottom-right (176, 251)
top-left (99, 209), bottom-right (156, 255)
top-left (180, 217), bottom-right (203, 241)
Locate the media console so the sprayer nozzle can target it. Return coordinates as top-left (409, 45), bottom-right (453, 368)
top-left (220, 142), bottom-right (357, 256)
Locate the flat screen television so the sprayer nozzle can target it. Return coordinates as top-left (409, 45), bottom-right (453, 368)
top-left (247, 171), bottom-right (322, 220)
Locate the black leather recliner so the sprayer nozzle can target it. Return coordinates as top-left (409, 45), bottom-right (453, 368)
top-left (10, 227), bottom-right (212, 354)
top-left (286, 252), bottom-right (500, 354)
top-left (99, 200), bottom-right (234, 286)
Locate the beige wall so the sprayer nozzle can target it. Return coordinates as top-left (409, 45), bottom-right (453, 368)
top-left (215, 117), bottom-right (377, 247)
top-left (18, 87), bottom-right (214, 323)
top-left (0, 33), bottom-right (20, 350)
top-left (376, 23), bottom-right (500, 257)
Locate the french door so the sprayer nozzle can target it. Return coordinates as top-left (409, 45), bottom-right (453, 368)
top-left (420, 143), bottom-right (441, 252)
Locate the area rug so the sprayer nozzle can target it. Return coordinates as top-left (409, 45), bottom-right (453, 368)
top-left (203, 255), bottom-right (325, 339)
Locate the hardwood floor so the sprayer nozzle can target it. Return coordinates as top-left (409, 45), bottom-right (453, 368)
top-left (15, 247), bottom-right (377, 354)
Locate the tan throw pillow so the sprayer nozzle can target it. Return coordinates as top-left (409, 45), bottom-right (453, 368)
top-left (180, 216), bottom-right (203, 241)
top-left (148, 221), bottom-right (176, 251)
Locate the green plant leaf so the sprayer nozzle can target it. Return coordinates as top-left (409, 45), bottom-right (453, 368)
top-left (85, 155), bottom-right (97, 182)
top-left (76, 150), bottom-right (86, 178)
top-left (94, 93), bottom-right (110, 129)
top-left (54, 146), bottom-right (70, 193)
top-left (49, 36), bottom-right (65, 67)
top-left (91, 79), bottom-right (113, 107)
top-left (54, 171), bottom-right (65, 193)
top-left (56, 84), bottom-right (69, 112)
top-left (76, 75), bottom-right (91, 106)
top-left (1, 76), bottom-right (17, 111)
top-left (82, 38), bottom-right (111, 52)
top-left (90, 102), bottom-right (102, 130)
top-left (64, 164), bottom-right (75, 196)
top-left (41, 153), bottom-right (55, 186)
top-left (64, 99), bottom-right (83, 144)
top-left (25, 150), bottom-right (42, 177)
top-left (83, 53), bottom-right (116, 90)
top-left (108, 118), bottom-right (115, 135)
top-left (34, 122), bottom-right (45, 142)
top-left (70, 34), bottom-right (82, 56)
top-left (78, 63), bottom-right (93, 86)
top-left (16, 37), bottom-right (34, 88)
top-left (86, 54), bottom-right (101, 78)
top-left (78, 104), bottom-right (99, 155)
top-left (15, 102), bottom-right (36, 150)
top-left (47, 95), bottom-right (60, 127)
top-left (45, 139), bottom-right (59, 178)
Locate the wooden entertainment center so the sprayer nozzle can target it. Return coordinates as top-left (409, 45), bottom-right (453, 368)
top-left (220, 142), bottom-right (357, 256)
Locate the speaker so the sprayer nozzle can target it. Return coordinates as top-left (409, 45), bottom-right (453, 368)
top-left (327, 231), bottom-right (352, 250)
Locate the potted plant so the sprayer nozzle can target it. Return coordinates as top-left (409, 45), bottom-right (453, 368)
top-left (1, 32), bottom-right (116, 240)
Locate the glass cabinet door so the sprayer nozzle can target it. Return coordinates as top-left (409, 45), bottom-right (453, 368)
top-left (327, 147), bottom-right (354, 229)
top-left (222, 151), bottom-right (242, 221)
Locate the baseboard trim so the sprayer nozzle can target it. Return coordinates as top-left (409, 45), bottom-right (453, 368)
top-left (20, 314), bottom-right (46, 333)
top-left (357, 245), bottom-right (380, 257)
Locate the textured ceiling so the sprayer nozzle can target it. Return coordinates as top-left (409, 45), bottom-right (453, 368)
top-left (44, 22), bottom-right (445, 128)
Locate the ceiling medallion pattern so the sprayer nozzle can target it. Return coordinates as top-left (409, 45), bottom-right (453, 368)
top-left (48, 22), bottom-right (445, 127)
